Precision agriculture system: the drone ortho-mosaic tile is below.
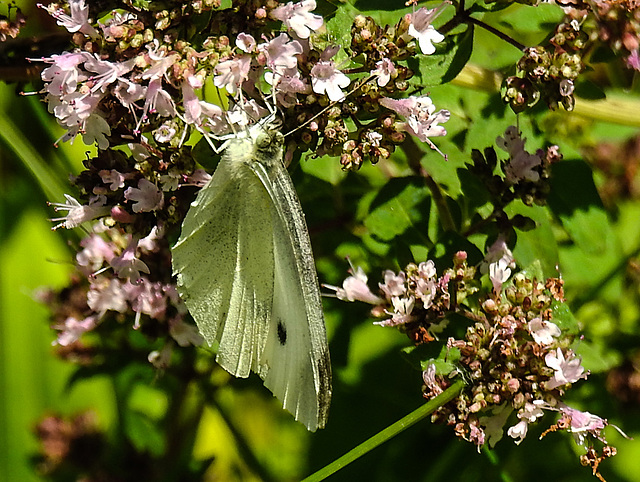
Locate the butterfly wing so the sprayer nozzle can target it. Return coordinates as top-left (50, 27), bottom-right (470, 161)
top-left (251, 159), bottom-right (332, 431)
top-left (172, 124), bottom-right (331, 431)
top-left (172, 138), bottom-right (275, 377)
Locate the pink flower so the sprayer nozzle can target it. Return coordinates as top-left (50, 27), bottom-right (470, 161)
top-left (213, 55), bottom-right (251, 94)
top-left (324, 265), bottom-right (383, 304)
top-left (380, 95), bottom-right (449, 153)
top-left (376, 296), bottom-right (415, 327)
top-left (53, 315), bottom-right (99, 346)
top-left (480, 235), bottom-right (515, 293)
top-left (259, 33), bottom-right (303, 75)
top-left (49, 194), bottom-right (110, 230)
top-left (545, 348), bottom-right (588, 389)
top-left (109, 238), bottom-right (151, 282)
top-left (99, 169), bottom-right (127, 191)
top-left (371, 58), bottom-right (397, 87)
top-left (558, 405), bottom-right (607, 446)
top-left (528, 317), bottom-right (561, 346)
top-left (379, 270), bottom-right (406, 298)
top-left (76, 233), bottom-right (115, 271)
top-left (236, 33), bottom-right (256, 53)
top-left (40, 52), bottom-right (89, 96)
top-left (271, 0), bottom-right (324, 39)
top-left (124, 179), bottom-right (164, 213)
top-left (407, 7), bottom-right (445, 55)
top-left (39, 0), bottom-right (98, 38)
top-left (87, 278), bottom-right (128, 314)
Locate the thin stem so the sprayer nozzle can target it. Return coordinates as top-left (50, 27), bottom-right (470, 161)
top-left (302, 380), bottom-right (465, 482)
top-left (438, 8), bottom-right (524, 52)
top-left (466, 16), bottom-right (525, 51)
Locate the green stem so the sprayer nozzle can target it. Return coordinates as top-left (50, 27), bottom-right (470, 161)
top-left (302, 379), bottom-right (465, 482)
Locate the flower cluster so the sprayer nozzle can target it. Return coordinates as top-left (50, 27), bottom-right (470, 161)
top-left (34, 0), bottom-right (450, 367)
top-left (503, 20), bottom-right (587, 113)
top-left (331, 251), bottom-right (621, 480)
top-left (0, 3), bottom-right (25, 41)
top-left (467, 125), bottom-right (562, 210)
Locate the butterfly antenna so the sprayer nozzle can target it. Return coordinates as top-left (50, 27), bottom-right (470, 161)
top-left (283, 74), bottom-right (377, 138)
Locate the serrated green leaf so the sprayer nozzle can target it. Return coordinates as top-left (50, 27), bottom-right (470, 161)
top-left (363, 177), bottom-right (430, 242)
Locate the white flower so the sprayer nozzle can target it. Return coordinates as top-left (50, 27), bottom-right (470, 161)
top-left (310, 60), bottom-right (350, 101)
top-left (481, 236), bottom-right (515, 292)
top-left (39, 0), bottom-right (98, 38)
top-left (528, 317), bottom-right (561, 345)
top-left (379, 270), bottom-right (406, 298)
top-left (53, 315), bottom-right (98, 346)
top-left (407, 7), bottom-right (445, 55)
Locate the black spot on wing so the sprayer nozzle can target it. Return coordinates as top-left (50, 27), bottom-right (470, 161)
top-left (277, 320), bottom-right (287, 345)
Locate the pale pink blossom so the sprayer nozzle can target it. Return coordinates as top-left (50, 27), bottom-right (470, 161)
top-left (324, 265), bottom-right (383, 304)
top-left (109, 238), bottom-right (151, 282)
top-left (558, 405), bottom-right (607, 446)
top-left (480, 236), bottom-right (515, 293)
top-left (310, 60), bottom-right (350, 101)
top-left (380, 95), bottom-right (449, 153)
top-left (236, 33), bottom-right (256, 53)
top-left (528, 317), bottom-right (561, 345)
top-left (39, 0), bottom-right (98, 38)
top-left (76, 233), bottom-right (115, 270)
top-left (376, 296), bottom-right (415, 326)
top-left (422, 364), bottom-right (443, 395)
top-left (545, 348), bottom-right (588, 389)
top-left (259, 33), bottom-right (303, 74)
top-left (213, 55), bottom-right (251, 94)
top-left (99, 169), bottom-right (127, 191)
top-left (87, 278), bottom-right (128, 314)
top-left (379, 270), bottom-right (406, 298)
top-left (49, 194), bottom-right (110, 230)
top-left (371, 58), bottom-right (397, 87)
top-left (271, 0), bottom-right (324, 39)
top-left (124, 179), bottom-right (164, 213)
top-left (407, 7), bottom-right (445, 55)
top-left (53, 315), bottom-right (99, 346)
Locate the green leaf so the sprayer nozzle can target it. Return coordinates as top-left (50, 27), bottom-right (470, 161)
top-left (407, 26), bottom-right (474, 87)
top-left (363, 177), bottom-right (431, 243)
top-left (548, 160), bottom-right (610, 254)
top-left (507, 204), bottom-right (559, 277)
top-left (124, 409), bottom-right (166, 456)
top-left (551, 299), bottom-right (581, 336)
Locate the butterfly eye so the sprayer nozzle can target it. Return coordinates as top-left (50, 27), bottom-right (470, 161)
top-left (256, 132), bottom-right (271, 148)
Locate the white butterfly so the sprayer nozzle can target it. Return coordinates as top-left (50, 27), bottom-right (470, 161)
top-left (171, 114), bottom-right (331, 431)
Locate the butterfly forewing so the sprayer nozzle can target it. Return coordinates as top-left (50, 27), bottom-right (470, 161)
top-left (172, 120), bottom-right (331, 431)
top-left (172, 137), bottom-right (275, 378)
